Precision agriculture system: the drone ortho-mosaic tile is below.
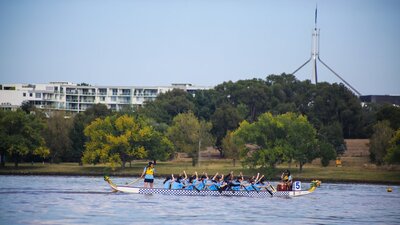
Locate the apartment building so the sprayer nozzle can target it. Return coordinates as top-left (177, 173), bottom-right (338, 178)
top-left (0, 82), bottom-right (210, 112)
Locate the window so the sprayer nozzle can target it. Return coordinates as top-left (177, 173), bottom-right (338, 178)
top-left (23, 93), bottom-right (26, 97)
top-left (98, 88), bottom-right (107, 95)
top-left (35, 93), bottom-right (41, 98)
top-left (29, 93), bottom-right (33, 97)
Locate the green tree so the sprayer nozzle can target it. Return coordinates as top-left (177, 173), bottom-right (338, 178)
top-left (307, 82), bottom-right (362, 139)
top-left (139, 89), bottom-right (195, 125)
top-left (211, 103), bottom-right (243, 156)
top-left (20, 101), bottom-right (36, 114)
top-left (376, 104), bottom-right (400, 130)
top-left (0, 111), bottom-right (6, 166)
top-left (279, 113), bottom-right (319, 171)
top-left (384, 129), bottom-right (400, 164)
top-left (167, 112), bottom-right (214, 166)
top-left (82, 114), bottom-right (168, 169)
top-left (265, 74), bottom-right (307, 115)
top-left (318, 140), bottom-right (337, 167)
top-left (369, 121), bottom-right (395, 165)
top-left (214, 79), bottom-right (270, 122)
top-left (192, 89), bottom-right (217, 121)
top-left (221, 131), bottom-right (240, 167)
top-left (319, 122), bottom-right (346, 155)
top-left (0, 110), bottom-right (45, 167)
top-left (357, 103), bottom-right (380, 138)
top-left (43, 111), bottom-right (73, 163)
top-left (233, 112), bottom-right (319, 171)
top-left (70, 104), bottom-right (112, 163)
top-left (33, 146), bottom-right (50, 164)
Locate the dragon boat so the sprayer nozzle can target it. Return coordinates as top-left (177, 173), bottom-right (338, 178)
top-left (104, 176), bottom-right (321, 198)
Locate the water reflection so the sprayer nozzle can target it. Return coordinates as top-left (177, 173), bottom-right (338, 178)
top-left (0, 176), bottom-right (399, 225)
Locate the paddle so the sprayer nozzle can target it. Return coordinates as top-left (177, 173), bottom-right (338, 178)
top-left (251, 184), bottom-right (260, 193)
top-left (265, 186), bottom-right (273, 196)
top-left (125, 177), bottom-right (141, 186)
top-left (269, 183), bottom-right (277, 192)
top-left (243, 184), bottom-right (250, 193)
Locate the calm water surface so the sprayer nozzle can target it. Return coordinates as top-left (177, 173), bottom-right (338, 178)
top-left (0, 176), bottom-right (399, 225)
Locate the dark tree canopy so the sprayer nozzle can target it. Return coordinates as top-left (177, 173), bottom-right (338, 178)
top-left (139, 89), bottom-right (195, 125)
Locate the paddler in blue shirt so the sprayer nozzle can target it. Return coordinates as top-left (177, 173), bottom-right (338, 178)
top-left (243, 177), bottom-right (257, 191)
top-left (230, 173), bottom-right (244, 191)
top-left (171, 174), bottom-right (185, 189)
top-left (207, 172), bottom-right (223, 191)
top-left (184, 176), bottom-right (197, 190)
top-left (195, 173), bottom-right (208, 190)
top-left (140, 161), bottom-right (156, 188)
top-left (163, 175), bottom-right (173, 189)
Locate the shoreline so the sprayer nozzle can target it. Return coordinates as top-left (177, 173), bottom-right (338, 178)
top-left (1, 171), bottom-right (399, 185)
top-left (1, 160), bottom-right (400, 186)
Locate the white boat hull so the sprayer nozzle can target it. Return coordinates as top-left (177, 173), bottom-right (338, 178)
top-left (104, 176), bottom-right (318, 198)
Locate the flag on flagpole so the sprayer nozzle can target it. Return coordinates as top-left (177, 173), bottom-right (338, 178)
top-left (315, 6), bottom-right (318, 26)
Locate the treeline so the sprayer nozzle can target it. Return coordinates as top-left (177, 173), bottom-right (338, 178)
top-left (1, 74), bottom-right (399, 169)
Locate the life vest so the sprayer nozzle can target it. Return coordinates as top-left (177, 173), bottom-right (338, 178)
top-left (145, 167), bottom-right (154, 175)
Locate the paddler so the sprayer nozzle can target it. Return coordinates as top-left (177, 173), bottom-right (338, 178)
top-left (140, 161), bottom-right (156, 188)
top-left (163, 175), bottom-right (173, 189)
top-left (171, 174), bottom-right (185, 189)
top-left (279, 169), bottom-right (293, 191)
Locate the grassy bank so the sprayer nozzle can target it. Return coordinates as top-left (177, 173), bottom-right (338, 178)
top-left (1, 160), bottom-right (400, 184)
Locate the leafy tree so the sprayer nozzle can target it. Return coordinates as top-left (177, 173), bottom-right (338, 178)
top-left (34, 146), bottom-right (50, 164)
top-left (233, 112), bottom-right (319, 171)
top-left (265, 74), bottom-right (307, 114)
top-left (69, 104), bottom-right (112, 163)
top-left (0, 111), bottom-right (7, 167)
top-left (211, 103), bottom-right (243, 155)
top-left (369, 121), bottom-right (395, 165)
top-left (234, 116), bottom-right (286, 169)
top-left (319, 122), bottom-right (346, 155)
top-left (43, 111), bottom-right (73, 163)
top-left (82, 114), bottom-right (169, 169)
top-left (167, 112), bottom-right (214, 166)
top-left (376, 104), bottom-right (400, 130)
top-left (0, 110), bottom-right (45, 167)
top-left (278, 113), bottom-right (319, 171)
top-left (145, 131), bottom-right (174, 161)
top-left (139, 89), bottom-right (195, 125)
top-left (357, 103), bottom-right (380, 138)
top-left (221, 131), bottom-right (240, 167)
top-left (307, 82), bottom-right (362, 139)
top-left (318, 140), bottom-right (337, 167)
top-left (214, 79), bottom-right (270, 122)
top-left (192, 89), bottom-right (217, 121)
top-left (384, 129), bottom-right (400, 164)
top-left (20, 101), bottom-right (36, 114)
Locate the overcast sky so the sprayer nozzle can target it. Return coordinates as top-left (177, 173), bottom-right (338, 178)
top-left (0, 0), bottom-right (399, 95)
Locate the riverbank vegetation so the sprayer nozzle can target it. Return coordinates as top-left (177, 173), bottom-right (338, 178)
top-left (1, 160), bottom-right (400, 184)
top-left (1, 74), bottom-right (399, 174)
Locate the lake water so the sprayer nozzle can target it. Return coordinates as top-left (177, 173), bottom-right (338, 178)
top-left (0, 176), bottom-right (399, 225)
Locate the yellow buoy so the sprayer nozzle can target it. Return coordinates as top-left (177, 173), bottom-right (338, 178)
top-left (387, 187), bottom-right (393, 192)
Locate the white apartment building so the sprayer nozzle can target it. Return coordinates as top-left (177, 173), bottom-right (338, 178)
top-left (0, 82), bottom-right (210, 112)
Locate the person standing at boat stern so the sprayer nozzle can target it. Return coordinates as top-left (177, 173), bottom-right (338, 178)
top-left (141, 161), bottom-right (156, 188)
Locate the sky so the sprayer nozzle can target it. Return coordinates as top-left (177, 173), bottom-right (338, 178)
top-left (0, 0), bottom-right (399, 95)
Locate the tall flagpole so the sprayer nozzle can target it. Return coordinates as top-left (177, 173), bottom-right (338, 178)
top-left (292, 5), bottom-right (362, 96)
top-left (312, 6), bottom-right (319, 84)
